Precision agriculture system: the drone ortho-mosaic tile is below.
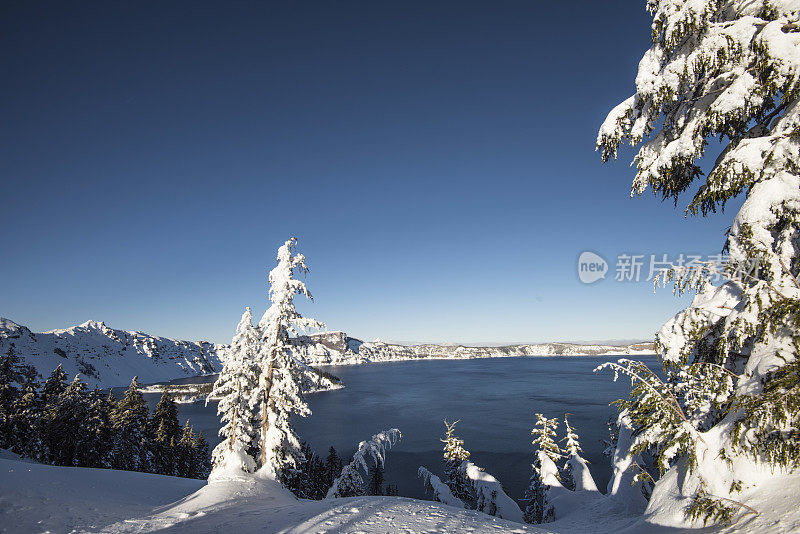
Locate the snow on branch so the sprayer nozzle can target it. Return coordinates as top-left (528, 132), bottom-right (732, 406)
top-left (326, 428), bottom-right (402, 498)
top-left (418, 466), bottom-right (466, 508)
top-left (595, 359), bottom-right (706, 472)
top-left (459, 460), bottom-right (524, 523)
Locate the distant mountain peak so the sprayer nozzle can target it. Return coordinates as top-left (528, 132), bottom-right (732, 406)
top-left (0, 316), bottom-right (22, 330)
top-left (78, 319), bottom-right (106, 329)
top-left (1, 318), bottom-right (221, 388)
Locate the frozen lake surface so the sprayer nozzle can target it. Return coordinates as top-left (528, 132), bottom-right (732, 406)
top-left (143, 355), bottom-right (659, 501)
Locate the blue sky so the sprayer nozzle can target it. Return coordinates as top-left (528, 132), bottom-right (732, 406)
top-left (0, 1), bottom-right (742, 344)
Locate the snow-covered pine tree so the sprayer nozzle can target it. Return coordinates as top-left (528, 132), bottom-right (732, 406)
top-left (598, 0), bottom-right (800, 525)
top-left (328, 461), bottom-right (365, 498)
top-left (367, 463), bottom-right (385, 495)
top-left (560, 414), bottom-right (578, 491)
top-left (208, 307), bottom-right (259, 479)
top-left (457, 460), bottom-right (525, 522)
top-left (309, 450), bottom-right (327, 499)
top-left (255, 238), bottom-right (325, 482)
top-left (193, 431), bottom-right (211, 478)
top-left (169, 421), bottom-right (211, 479)
top-left (293, 442), bottom-right (326, 499)
top-left (326, 429), bottom-right (401, 498)
top-left (85, 387), bottom-right (113, 469)
top-left (111, 376), bottom-right (151, 472)
top-left (441, 420), bottom-right (473, 507)
top-left (56, 375), bottom-right (93, 467)
top-left (41, 364), bottom-right (67, 405)
top-left (176, 421), bottom-right (197, 477)
top-left (560, 414), bottom-right (598, 493)
top-left (37, 364), bottom-right (69, 464)
top-left (0, 348), bottom-right (20, 448)
top-left (531, 414), bottom-right (561, 464)
top-left (418, 466), bottom-right (466, 508)
top-left (524, 414), bottom-right (563, 524)
top-left (563, 414), bottom-right (580, 457)
top-left (151, 391), bottom-right (181, 475)
top-left (324, 446), bottom-right (343, 490)
top-left (11, 380), bottom-right (42, 459)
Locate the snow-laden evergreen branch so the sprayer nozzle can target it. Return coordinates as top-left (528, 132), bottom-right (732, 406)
top-left (458, 460), bottom-right (524, 523)
top-left (594, 359), bottom-right (706, 472)
top-left (326, 428), bottom-right (401, 498)
top-left (560, 414), bottom-right (598, 493)
top-left (562, 414), bottom-right (581, 458)
top-left (417, 466), bottom-right (466, 508)
top-left (439, 420), bottom-right (474, 507)
top-left (524, 414), bottom-right (567, 524)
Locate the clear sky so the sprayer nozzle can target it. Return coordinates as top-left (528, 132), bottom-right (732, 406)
top-left (0, 1), bottom-right (742, 345)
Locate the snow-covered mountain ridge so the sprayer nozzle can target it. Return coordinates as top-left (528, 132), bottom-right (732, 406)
top-left (0, 317), bottom-right (222, 388)
top-left (0, 317), bottom-right (654, 388)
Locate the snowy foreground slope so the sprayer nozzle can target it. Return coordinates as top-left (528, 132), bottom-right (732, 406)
top-left (0, 317), bottom-right (652, 388)
top-left (0, 453), bottom-right (539, 534)
top-left (2, 452), bottom-right (798, 534)
top-left (0, 317), bottom-right (222, 388)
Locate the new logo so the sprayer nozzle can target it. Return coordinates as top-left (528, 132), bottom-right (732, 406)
top-left (578, 251), bottom-right (608, 284)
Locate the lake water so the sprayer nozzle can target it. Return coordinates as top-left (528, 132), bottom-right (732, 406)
top-left (144, 355), bottom-right (660, 502)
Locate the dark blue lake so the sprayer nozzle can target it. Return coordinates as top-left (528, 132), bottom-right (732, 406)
top-left (144, 355), bottom-right (659, 502)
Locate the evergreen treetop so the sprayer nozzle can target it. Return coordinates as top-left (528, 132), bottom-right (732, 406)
top-left (41, 364), bottom-right (68, 403)
top-left (441, 419), bottom-right (470, 462)
top-left (153, 391), bottom-right (181, 444)
top-left (531, 414), bottom-right (562, 463)
top-left (562, 414), bottom-right (582, 458)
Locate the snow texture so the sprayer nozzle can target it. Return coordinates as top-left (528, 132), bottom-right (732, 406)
top-left (606, 413), bottom-right (649, 516)
top-left (418, 466), bottom-right (466, 508)
top-left (565, 455), bottom-right (597, 493)
top-left (460, 460), bottom-right (525, 523)
top-left (0, 453), bottom-right (549, 533)
top-left (4, 450), bottom-right (800, 533)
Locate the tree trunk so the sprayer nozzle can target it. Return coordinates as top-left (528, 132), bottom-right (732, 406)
top-left (260, 348), bottom-right (276, 468)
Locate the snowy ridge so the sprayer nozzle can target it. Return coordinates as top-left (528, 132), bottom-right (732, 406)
top-left (0, 316), bottom-right (653, 388)
top-left (0, 317), bottom-right (222, 388)
top-left (290, 332), bottom-right (655, 366)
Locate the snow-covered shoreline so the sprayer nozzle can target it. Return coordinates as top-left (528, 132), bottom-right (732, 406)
top-left (138, 378), bottom-right (344, 403)
top-left (309, 349), bottom-right (658, 368)
top-left (289, 330), bottom-right (656, 367)
top-left (294, 332), bottom-right (655, 367)
top-left (1, 316), bottom-right (655, 388)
